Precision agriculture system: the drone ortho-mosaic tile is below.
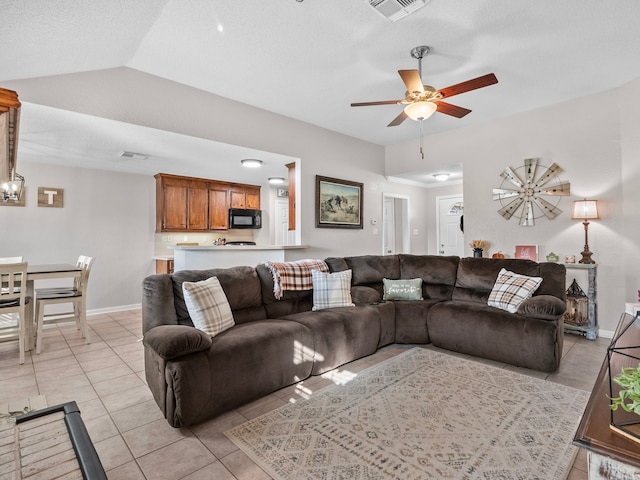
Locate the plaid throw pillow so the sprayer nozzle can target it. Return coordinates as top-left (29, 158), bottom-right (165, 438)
top-left (488, 268), bottom-right (543, 313)
top-left (312, 269), bottom-right (355, 311)
top-left (182, 276), bottom-right (235, 337)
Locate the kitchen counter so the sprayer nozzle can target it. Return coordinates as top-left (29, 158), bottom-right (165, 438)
top-left (171, 244), bottom-right (308, 271)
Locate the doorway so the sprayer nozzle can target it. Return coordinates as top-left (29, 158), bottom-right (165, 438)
top-left (382, 194), bottom-right (410, 255)
top-left (436, 194), bottom-right (464, 256)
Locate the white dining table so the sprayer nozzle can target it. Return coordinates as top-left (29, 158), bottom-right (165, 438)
top-left (25, 264), bottom-right (82, 351)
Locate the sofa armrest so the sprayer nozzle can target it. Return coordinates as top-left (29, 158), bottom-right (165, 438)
top-left (143, 325), bottom-right (212, 360)
top-left (517, 295), bottom-right (566, 320)
top-left (351, 286), bottom-right (382, 305)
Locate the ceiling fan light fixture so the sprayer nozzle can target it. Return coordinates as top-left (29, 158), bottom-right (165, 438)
top-left (241, 159), bottom-right (263, 168)
top-left (404, 101), bottom-right (437, 121)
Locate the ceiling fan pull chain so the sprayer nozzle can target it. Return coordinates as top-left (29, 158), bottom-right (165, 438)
top-left (420, 119), bottom-right (424, 159)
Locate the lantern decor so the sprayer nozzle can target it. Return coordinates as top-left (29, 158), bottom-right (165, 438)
top-left (608, 313), bottom-right (640, 443)
top-left (564, 279), bottom-right (589, 326)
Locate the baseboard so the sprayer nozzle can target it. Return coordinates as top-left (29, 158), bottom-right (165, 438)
top-left (87, 304), bottom-right (141, 316)
top-left (598, 329), bottom-right (614, 339)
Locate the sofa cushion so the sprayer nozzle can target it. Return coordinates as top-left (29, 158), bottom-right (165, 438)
top-left (182, 276), bottom-right (235, 336)
top-left (281, 305), bottom-right (381, 375)
top-left (343, 255), bottom-right (401, 286)
top-left (382, 278), bottom-right (423, 301)
top-left (488, 268), bottom-right (543, 313)
top-left (172, 266), bottom-right (265, 326)
top-left (312, 269), bottom-right (355, 311)
top-left (398, 254), bottom-right (459, 300)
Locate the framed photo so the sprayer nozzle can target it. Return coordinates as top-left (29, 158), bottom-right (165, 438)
top-left (316, 175), bottom-right (363, 229)
top-left (515, 245), bottom-right (538, 262)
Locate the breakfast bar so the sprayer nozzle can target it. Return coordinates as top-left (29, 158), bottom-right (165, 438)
top-left (172, 244), bottom-right (308, 271)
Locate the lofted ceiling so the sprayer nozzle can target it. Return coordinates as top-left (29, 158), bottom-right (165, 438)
top-left (2, 0), bottom-right (640, 185)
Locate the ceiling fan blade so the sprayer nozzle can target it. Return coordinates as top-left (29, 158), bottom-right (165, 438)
top-left (398, 70), bottom-right (424, 94)
top-left (433, 101), bottom-right (472, 118)
top-left (438, 73), bottom-right (498, 99)
top-left (350, 100), bottom-right (402, 107)
top-left (387, 110), bottom-right (408, 127)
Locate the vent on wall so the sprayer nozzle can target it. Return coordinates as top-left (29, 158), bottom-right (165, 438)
top-left (368, 0), bottom-right (428, 22)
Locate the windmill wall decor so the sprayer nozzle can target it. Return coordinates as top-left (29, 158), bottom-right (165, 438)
top-left (493, 158), bottom-right (570, 226)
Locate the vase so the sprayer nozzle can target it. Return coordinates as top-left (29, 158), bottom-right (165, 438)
top-left (473, 248), bottom-right (483, 258)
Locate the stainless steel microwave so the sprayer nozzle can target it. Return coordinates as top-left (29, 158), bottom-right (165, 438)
top-left (229, 208), bottom-right (262, 229)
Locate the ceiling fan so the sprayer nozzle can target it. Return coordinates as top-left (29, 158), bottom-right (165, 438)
top-left (351, 46), bottom-right (498, 128)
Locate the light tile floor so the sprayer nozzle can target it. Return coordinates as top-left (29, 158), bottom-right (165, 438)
top-left (0, 310), bottom-right (609, 479)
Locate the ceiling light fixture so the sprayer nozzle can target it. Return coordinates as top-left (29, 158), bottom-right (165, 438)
top-left (404, 101), bottom-right (437, 121)
top-left (433, 173), bottom-right (450, 182)
top-left (241, 159), bottom-right (263, 168)
top-left (2, 173), bottom-right (24, 203)
top-left (268, 177), bottom-right (286, 185)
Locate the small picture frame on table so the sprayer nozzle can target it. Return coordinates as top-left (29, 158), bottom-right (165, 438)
top-left (515, 245), bottom-right (538, 262)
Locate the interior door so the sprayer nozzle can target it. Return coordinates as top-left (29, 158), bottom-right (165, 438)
top-left (437, 195), bottom-right (464, 256)
top-left (274, 199), bottom-right (289, 245)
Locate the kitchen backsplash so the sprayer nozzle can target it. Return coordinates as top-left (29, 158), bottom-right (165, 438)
top-left (154, 232), bottom-right (256, 257)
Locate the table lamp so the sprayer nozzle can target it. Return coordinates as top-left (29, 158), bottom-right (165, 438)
top-left (572, 199), bottom-right (599, 264)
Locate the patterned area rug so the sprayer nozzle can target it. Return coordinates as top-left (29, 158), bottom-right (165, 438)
top-left (226, 348), bottom-right (588, 480)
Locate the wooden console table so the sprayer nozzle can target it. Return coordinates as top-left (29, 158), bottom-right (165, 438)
top-left (574, 313), bottom-right (640, 478)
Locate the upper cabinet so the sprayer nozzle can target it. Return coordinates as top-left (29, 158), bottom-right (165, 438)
top-left (230, 185), bottom-right (261, 209)
top-left (155, 173), bottom-right (260, 232)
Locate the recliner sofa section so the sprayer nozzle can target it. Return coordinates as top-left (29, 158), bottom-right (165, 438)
top-left (142, 254), bottom-right (566, 427)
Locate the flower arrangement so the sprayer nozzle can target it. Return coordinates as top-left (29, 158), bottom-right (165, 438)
top-left (469, 240), bottom-right (487, 250)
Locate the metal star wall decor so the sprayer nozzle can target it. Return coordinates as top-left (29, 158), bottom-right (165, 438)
top-left (493, 158), bottom-right (570, 226)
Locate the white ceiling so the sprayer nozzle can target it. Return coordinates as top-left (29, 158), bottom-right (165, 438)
top-left (3, 0), bottom-right (640, 185)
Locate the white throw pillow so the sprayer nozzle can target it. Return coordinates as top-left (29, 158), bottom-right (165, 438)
top-left (311, 269), bottom-right (355, 311)
top-left (488, 268), bottom-right (543, 313)
top-left (182, 276), bottom-right (235, 336)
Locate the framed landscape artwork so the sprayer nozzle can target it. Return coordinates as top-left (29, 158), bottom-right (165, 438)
top-left (515, 245), bottom-right (538, 262)
top-left (316, 175), bottom-right (363, 229)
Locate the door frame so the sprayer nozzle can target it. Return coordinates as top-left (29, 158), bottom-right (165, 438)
top-left (382, 193), bottom-right (410, 255)
top-left (436, 194), bottom-right (464, 256)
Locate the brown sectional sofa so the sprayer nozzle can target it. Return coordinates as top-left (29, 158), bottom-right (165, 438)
top-left (142, 254), bottom-right (566, 427)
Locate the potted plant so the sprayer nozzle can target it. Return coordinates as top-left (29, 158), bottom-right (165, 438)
top-left (610, 365), bottom-right (640, 415)
top-left (469, 240), bottom-right (487, 258)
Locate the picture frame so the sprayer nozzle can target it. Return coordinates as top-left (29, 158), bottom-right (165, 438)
top-left (276, 188), bottom-right (288, 198)
top-left (315, 175), bottom-right (363, 229)
top-left (514, 245), bottom-right (538, 262)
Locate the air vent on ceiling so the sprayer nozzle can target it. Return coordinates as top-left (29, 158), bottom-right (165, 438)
top-left (368, 0), bottom-right (427, 23)
top-left (118, 151), bottom-right (150, 160)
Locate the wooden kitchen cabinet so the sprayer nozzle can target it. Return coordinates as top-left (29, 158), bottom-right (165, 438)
top-left (155, 258), bottom-right (174, 274)
top-left (155, 173), bottom-right (259, 232)
top-left (208, 185), bottom-right (229, 230)
top-left (286, 162), bottom-right (296, 230)
top-left (230, 186), bottom-right (261, 209)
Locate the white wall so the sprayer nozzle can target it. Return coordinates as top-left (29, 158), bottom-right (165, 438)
top-left (0, 162), bottom-right (155, 310)
top-left (387, 81), bottom-right (635, 335)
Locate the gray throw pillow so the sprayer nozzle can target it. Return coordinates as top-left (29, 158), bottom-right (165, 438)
top-left (382, 278), bottom-right (423, 301)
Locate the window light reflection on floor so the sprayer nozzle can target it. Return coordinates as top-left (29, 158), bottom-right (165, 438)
top-left (321, 369), bottom-right (357, 385)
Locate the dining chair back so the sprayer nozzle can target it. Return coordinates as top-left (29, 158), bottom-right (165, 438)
top-left (34, 256), bottom-right (95, 354)
top-left (0, 261), bottom-right (29, 364)
top-left (0, 256), bottom-right (24, 264)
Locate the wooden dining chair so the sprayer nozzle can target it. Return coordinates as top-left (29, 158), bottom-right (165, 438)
top-left (34, 256), bottom-right (94, 354)
top-left (0, 256), bottom-right (24, 264)
top-left (0, 261), bottom-right (29, 364)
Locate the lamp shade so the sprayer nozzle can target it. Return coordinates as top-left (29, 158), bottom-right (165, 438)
top-left (572, 199), bottom-right (599, 220)
top-left (404, 101), bottom-right (437, 121)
